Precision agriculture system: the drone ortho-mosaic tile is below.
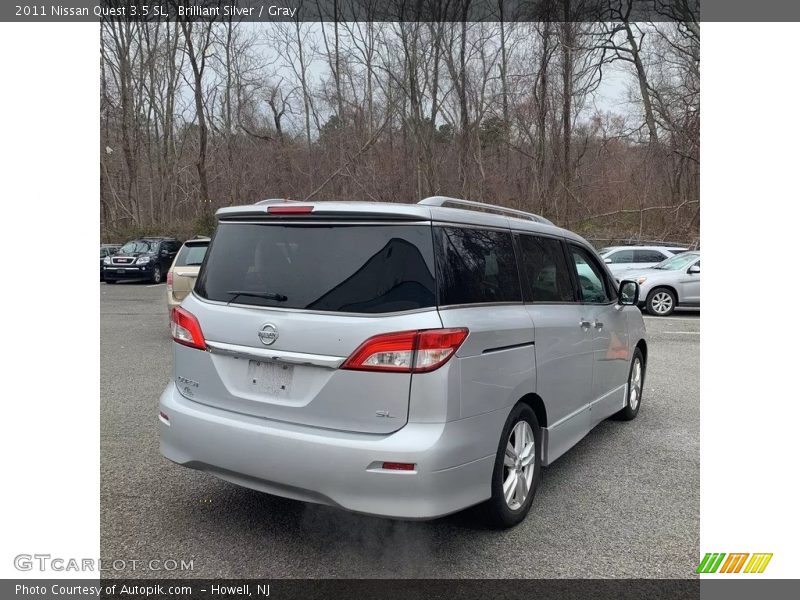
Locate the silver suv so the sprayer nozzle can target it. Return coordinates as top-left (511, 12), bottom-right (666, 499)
top-left (160, 197), bottom-right (647, 528)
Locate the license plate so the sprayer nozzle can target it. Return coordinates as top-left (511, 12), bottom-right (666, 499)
top-left (117, 269), bottom-right (126, 274)
top-left (247, 360), bottom-right (293, 396)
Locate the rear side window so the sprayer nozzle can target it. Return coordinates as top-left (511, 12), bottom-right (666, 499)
top-left (175, 243), bottom-right (209, 267)
top-left (434, 227), bottom-right (520, 305)
top-left (516, 235), bottom-right (575, 302)
top-left (607, 249), bottom-right (634, 263)
top-left (196, 223), bottom-right (435, 313)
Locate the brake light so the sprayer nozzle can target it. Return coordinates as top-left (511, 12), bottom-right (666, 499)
top-left (341, 328), bottom-right (468, 373)
top-left (166, 270), bottom-right (173, 291)
top-left (170, 306), bottom-right (206, 350)
top-left (267, 205), bottom-right (314, 214)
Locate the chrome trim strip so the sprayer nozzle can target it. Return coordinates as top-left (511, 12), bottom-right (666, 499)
top-left (205, 340), bottom-right (345, 369)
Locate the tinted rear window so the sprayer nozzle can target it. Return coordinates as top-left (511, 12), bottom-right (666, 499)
top-left (434, 227), bottom-right (520, 305)
top-left (195, 223), bottom-right (436, 313)
top-left (175, 242), bottom-right (209, 267)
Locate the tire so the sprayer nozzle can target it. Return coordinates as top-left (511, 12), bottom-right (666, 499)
top-left (151, 264), bottom-right (162, 284)
top-left (646, 287), bottom-right (676, 316)
top-left (615, 348), bottom-right (645, 421)
top-left (483, 403), bottom-right (542, 529)
top-left (105, 279), bottom-right (117, 284)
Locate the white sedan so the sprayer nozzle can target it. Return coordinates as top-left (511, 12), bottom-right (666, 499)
top-left (600, 245), bottom-right (687, 274)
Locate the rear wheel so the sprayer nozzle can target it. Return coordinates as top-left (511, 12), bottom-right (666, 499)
top-left (483, 403), bottom-right (541, 529)
top-left (151, 264), bottom-right (162, 284)
top-left (646, 287), bottom-right (676, 316)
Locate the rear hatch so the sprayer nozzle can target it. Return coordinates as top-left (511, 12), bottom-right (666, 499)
top-left (176, 208), bottom-right (440, 434)
top-left (170, 239), bottom-right (209, 301)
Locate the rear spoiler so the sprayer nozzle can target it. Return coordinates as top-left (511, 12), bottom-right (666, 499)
top-left (216, 204), bottom-right (431, 222)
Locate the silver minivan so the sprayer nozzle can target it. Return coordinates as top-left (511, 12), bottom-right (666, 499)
top-left (160, 197), bottom-right (647, 528)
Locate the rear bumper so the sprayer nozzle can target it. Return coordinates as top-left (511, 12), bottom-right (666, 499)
top-left (159, 383), bottom-right (498, 519)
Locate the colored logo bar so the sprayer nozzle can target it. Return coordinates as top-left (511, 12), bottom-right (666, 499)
top-left (696, 553), bottom-right (773, 574)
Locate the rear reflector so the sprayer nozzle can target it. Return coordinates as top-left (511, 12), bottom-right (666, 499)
top-left (166, 270), bottom-right (173, 291)
top-left (341, 328), bottom-right (468, 373)
top-left (267, 205), bottom-right (314, 214)
top-left (170, 306), bottom-right (206, 350)
top-left (382, 462), bottom-right (415, 471)
top-left (158, 411), bottom-right (170, 426)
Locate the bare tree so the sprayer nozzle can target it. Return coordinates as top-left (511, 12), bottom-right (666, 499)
top-left (100, 18), bottom-right (700, 247)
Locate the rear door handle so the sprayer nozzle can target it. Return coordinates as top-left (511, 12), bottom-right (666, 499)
top-left (579, 319), bottom-right (592, 328)
top-left (594, 320), bottom-right (604, 329)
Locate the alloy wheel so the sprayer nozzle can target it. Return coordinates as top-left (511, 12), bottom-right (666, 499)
top-left (502, 421), bottom-right (536, 510)
top-left (629, 357), bottom-right (642, 411)
top-left (650, 291), bottom-right (673, 315)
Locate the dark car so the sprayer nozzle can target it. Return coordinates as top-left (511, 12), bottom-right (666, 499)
top-left (100, 244), bottom-right (121, 281)
top-left (103, 237), bottom-right (180, 284)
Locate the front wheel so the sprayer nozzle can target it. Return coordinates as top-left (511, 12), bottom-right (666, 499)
top-left (615, 348), bottom-right (645, 421)
top-left (483, 404), bottom-right (541, 529)
top-left (151, 264), bottom-right (162, 284)
top-left (646, 287), bottom-right (676, 316)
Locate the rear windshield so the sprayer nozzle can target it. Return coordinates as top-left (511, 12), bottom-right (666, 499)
top-left (174, 242), bottom-right (209, 267)
top-left (195, 223), bottom-right (436, 313)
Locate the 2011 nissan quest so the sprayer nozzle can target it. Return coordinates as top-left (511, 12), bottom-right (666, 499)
top-left (159, 197), bottom-right (647, 528)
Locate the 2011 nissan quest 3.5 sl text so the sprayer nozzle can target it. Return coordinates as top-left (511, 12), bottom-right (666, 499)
top-left (159, 196), bottom-right (647, 528)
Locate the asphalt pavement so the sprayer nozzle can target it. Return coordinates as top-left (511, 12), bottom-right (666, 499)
top-left (100, 282), bottom-right (699, 578)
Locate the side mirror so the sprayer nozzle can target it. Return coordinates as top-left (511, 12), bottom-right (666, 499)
top-left (160, 249), bottom-right (169, 256)
top-left (618, 280), bottom-right (640, 306)
top-left (604, 257), bottom-right (612, 264)
top-left (688, 265), bottom-right (700, 274)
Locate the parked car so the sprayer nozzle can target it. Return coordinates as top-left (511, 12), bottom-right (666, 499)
top-left (103, 237), bottom-right (180, 284)
top-left (167, 237), bottom-right (210, 314)
top-left (159, 197), bottom-right (647, 528)
top-left (599, 245), bottom-right (687, 274)
top-left (100, 244), bottom-right (120, 281)
top-left (624, 251), bottom-right (700, 316)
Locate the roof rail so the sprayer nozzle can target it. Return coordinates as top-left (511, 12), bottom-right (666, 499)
top-left (419, 196), bottom-right (553, 226)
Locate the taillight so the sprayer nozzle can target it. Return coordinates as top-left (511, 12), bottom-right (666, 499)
top-left (415, 329), bottom-right (470, 372)
top-left (341, 328), bottom-right (468, 373)
top-left (170, 306), bottom-right (206, 350)
top-left (267, 205), bottom-right (314, 214)
top-left (166, 270), bottom-right (173, 291)
top-left (382, 462), bottom-right (415, 471)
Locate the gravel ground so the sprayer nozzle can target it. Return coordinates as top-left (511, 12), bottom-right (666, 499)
top-left (101, 282), bottom-right (699, 578)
